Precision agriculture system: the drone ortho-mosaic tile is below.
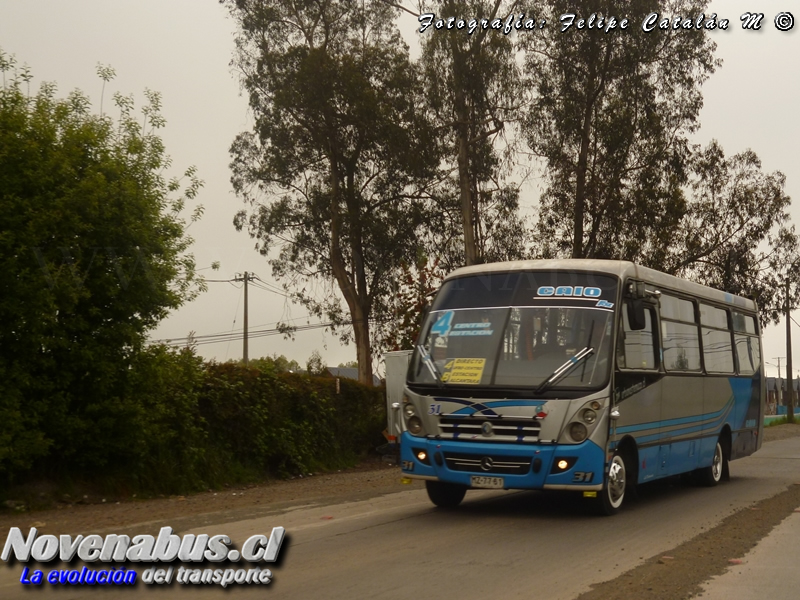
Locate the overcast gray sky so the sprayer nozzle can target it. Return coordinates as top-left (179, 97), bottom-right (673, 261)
top-left (1, 1), bottom-right (798, 376)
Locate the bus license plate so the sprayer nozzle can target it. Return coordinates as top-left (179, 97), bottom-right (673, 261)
top-left (470, 476), bottom-right (504, 489)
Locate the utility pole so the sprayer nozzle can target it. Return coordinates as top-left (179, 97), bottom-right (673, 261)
top-left (234, 271), bottom-right (253, 365)
top-left (773, 357), bottom-right (785, 410)
top-left (787, 281), bottom-right (795, 423)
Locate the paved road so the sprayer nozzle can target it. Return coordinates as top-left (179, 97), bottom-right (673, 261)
top-left (3, 436), bottom-right (800, 599)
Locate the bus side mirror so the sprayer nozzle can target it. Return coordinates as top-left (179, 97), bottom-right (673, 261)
top-left (627, 299), bottom-right (647, 331)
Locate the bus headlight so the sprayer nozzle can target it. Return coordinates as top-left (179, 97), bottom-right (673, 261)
top-left (569, 422), bottom-right (588, 442)
top-left (582, 409), bottom-right (597, 424)
top-left (404, 403), bottom-right (417, 418)
top-left (407, 416), bottom-right (424, 435)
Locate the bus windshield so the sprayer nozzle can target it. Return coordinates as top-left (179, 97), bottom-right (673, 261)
top-left (409, 272), bottom-right (617, 391)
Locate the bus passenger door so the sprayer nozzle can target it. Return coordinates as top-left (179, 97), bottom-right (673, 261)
top-left (614, 303), bottom-right (662, 484)
top-left (661, 377), bottom-right (699, 476)
top-left (659, 296), bottom-right (704, 476)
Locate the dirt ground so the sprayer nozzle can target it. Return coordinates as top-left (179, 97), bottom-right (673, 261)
top-left (2, 423), bottom-right (800, 599)
top-left (0, 457), bottom-right (414, 542)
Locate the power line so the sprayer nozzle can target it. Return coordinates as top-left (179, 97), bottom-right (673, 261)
top-left (158, 271), bottom-right (386, 353)
top-left (249, 280), bottom-right (291, 298)
top-left (205, 272), bottom-right (288, 362)
top-left (151, 320), bottom-right (340, 348)
top-left (253, 274), bottom-right (289, 293)
top-left (149, 318), bottom-right (382, 349)
top-left (185, 314), bottom-right (315, 340)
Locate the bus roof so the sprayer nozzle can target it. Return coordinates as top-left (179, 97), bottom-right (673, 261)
top-left (443, 259), bottom-right (757, 313)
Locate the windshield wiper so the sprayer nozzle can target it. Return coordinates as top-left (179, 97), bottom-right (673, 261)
top-left (533, 346), bottom-right (595, 395)
top-left (417, 344), bottom-right (443, 388)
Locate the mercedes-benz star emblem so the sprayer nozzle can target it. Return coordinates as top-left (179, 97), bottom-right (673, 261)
top-left (481, 422), bottom-right (493, 436)
top-left (480, 456), bottom-right (494, 471)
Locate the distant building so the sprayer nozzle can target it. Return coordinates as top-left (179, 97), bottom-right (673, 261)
top-left (326, 367), bottom-right (382, 387)
top-left (766, 377), bottom-right (799, 415)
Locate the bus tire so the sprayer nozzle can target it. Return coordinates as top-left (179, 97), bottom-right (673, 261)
top-left (596, 453), bottom-right (627, 516)
top-left (425, 480), bottom-right (467, 508)
top-left (697, 439), bottom-right (727, 487)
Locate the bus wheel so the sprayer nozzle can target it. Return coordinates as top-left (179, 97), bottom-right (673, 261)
top-left (425, 480), bottom-right (467, 508)
top-left (698, 440), bottom-right (727, 487)
top-left (596, 454), bottom-right (627, 516)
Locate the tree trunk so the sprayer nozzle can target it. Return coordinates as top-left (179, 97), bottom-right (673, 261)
top-left (573, 67), bottom-right (596, 259)
top-left (457, 107), bottom-right (477, 266)
top-left (449, 29), bottom-right (478, 267)
top-left (353, 302), bottom-right (373, 386)
top-left (328, 161), bottom-right (375, 386)
top-left (573, 43), bottom-right (611, 259)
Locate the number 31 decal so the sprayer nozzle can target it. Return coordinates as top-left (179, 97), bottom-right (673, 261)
top-left (428, 404), bottom-right (442, 415)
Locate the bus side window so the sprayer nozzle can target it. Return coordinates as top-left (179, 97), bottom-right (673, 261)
top-left (660, 295), bottom-right (702, 372)
top-left (618, 303), bottom-right (656, 370)
top-left (699, 303), bottom-right (734, 374)
top-left (732, 311), bottom-right (760, 375)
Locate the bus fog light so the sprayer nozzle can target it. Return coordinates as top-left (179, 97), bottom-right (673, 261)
top-left (550, 457), bottom-right (577, 473)
top-left (582, 409), bottom-right (597, 424)
top-left (408, 416), bottom-right (423, 435)
top-left (412, 448), bottom-right (430, 464)
top-left (569, 422), bottom-right (588, 442)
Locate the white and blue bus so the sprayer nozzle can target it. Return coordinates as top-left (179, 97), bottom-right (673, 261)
top-left (399, 260), bottom-right (764, 514)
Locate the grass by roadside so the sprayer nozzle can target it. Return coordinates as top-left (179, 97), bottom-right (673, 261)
top-left (765, 416), bottom-right (797, 427)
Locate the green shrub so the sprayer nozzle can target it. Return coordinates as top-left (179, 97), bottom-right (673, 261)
top-left (1, 345), bottom-right (386, 497)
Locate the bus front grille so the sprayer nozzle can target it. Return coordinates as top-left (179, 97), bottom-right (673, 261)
top-left (438, 416), bottom-right (541, 442)
top-left (444, 452), bottom-right (532, 475)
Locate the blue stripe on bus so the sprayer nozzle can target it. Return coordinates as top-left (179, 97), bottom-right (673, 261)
top-left (438, 397), bottom-right (500, 416)
top-left (616, 397), bottom-right (735, 435)
top-left (450, 399), bottom-right (546, 415)
top-left (617, 374), bottom-right (759, 446)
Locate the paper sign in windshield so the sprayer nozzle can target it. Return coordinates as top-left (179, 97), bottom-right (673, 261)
top-left (441, 358), bottom-right (486, 384)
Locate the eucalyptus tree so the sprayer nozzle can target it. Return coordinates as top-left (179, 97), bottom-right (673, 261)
top-left (416, 0), bottom-right (528, 266)
top-left (224, 0), bottom-right (440, 385)
top-left (521, 0), bottom-right (718, 260)
top-left (520, 1), bottom-right (798, 321)
top-left (669, 141), bottom-right (798, 325)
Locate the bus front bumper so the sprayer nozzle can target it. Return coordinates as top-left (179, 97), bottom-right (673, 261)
top-left (400, 433), bottom-right (605, 491)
